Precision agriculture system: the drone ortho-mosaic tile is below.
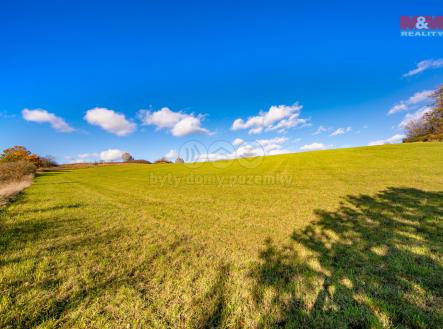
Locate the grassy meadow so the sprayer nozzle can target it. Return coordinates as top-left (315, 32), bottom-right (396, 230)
top-left (1, 143), bottom-right (443, 328)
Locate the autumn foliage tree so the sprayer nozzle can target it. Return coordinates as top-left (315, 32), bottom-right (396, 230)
top-left (0, 146), bottom-right (56, 168)
top-left (0, 146), bottom-right (32, 162)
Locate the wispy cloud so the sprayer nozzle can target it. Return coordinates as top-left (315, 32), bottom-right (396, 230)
top-left (403, 59), bottom-right (443, 77)
top-left (387, 89), bottom-right (434, 115)
top-left (330, 126), bottom-right (352, 136)
top-left (312, 125), bottom-right (327, 135)
top-left (78, 153), bottom-right (99, 159)
top-left (22, 108), bottom-right (74, 132)
top-left (84, 108), bottom-right (136, 136)
top-left (231, 103), bottom-right (308, 134)
top-left (368, 134), bottom-right (405, 146)
top-left (139, 107), bottom-right (211, 137)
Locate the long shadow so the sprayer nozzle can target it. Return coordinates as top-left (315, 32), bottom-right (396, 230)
top-left (34, 170), bottom-right (72, 178)
top-left (250, 187), bottom-right (443, 328)
top-left (196, 264), bottom-right (231, 328)
top-left (6, 203), bottom-right (82, 216)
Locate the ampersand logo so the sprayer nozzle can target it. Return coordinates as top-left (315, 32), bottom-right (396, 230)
top-left (400, 16), bottom-right (443, 37)
top-left (415, 16), bottom-right (429, 30)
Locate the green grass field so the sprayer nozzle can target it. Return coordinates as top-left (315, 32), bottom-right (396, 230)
top-left (1, 143), bottom-right (443, 328)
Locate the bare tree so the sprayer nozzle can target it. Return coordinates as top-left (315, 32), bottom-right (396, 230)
top-left (404, 85), bottom-right (443, 142)
top-left (431, 85), bottom-right (443, 134)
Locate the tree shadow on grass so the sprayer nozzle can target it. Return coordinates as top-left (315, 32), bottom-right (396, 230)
top-left (250, 187), bottom-right (443, 328)
top-left (195, 263), bottom-right (231, 328)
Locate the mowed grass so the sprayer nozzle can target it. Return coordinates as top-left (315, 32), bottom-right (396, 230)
top-left (1, 143), bottom-right (443, 328)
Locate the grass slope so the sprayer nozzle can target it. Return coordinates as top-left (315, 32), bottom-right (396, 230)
top-left (1, 143), bottom-right (443, 328)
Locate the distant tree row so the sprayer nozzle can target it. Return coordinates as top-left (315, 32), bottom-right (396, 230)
top-left (0, 147), bottom-right (185, 167)
top-left (153, 157), bottom-right (184, 164)
top-left (404, 85), bottom-right (443, 142)
top-left (121, 152), bottom-right (183, 164)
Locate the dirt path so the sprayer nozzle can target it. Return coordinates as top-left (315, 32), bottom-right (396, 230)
top-left (0, 175), bottom-right (33, 206)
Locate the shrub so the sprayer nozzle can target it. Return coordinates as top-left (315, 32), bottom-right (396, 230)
top-left (0, 146), bottom-right (32, 162)
top-left (0, 160), bottom-right (36, 183)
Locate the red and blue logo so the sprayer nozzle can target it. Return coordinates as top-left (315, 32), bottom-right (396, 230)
top-left (400, 16), bottom-right (443, 37)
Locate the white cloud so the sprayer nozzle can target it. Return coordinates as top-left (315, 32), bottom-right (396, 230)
top-left (238, 138), bottom-right (291, 157)
top-left (70, 149), bottom-right (129, 163)
top-left (100, 149), bottom-right (125, 162)
top-left (399, 106), bottom-right (433, 129)
top-left (368, 134), bottom-right (406, 146)
top-left (403, 59), bottom-right (443, 77)
top-left (84, 107), bottom-right (136, 136)
top-left (232, 138), bottom-right (244, 146)
top-left (231, 103), bottom-right (308, 134)
top-left (330, 126), bottom-right (352, 136)
top-left (164, 149), bottom-right (178, 160)
top-left (139, 107), bottom-right (211, 137)
top-left (236, 143), bottom-right (266, 157)
top-left (171, 116), bottom-right (210, 137)
top-left (65, 152), bottom-right (99, 164)
top-left (313, 125), bottom-right (327, 135)
top-left (255, 137), bottom-right (291, 154)
top-left (388, 89), bottom-right (434, 115)
top-left (256, 137), bottom-right (288, 146)
top-left (300, 142), bottom-right (329, 151)
top-left (22, 108), bottom-right (74, 132)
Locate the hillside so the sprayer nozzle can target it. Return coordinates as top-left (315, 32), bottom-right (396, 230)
top-left (1, 143), bottom-right (442, 328)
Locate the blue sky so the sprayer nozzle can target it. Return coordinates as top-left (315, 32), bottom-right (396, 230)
top-left (1, 0), bottom-right (442, 163)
